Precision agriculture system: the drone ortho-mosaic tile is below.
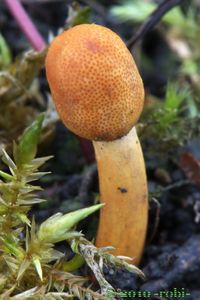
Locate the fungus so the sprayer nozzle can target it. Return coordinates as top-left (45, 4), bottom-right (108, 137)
top-left (45, 24), bottom-right (148, 265)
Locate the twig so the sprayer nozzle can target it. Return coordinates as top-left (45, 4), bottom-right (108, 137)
top-left (78, 164), bottom-right (97, 203)
top-left (4, 0), bottom-right (46, 51)
top-left (78, 138), bottom-right (94, 163)
top-left (161, 179), bottom-right (191, 192)
top-left (150, 179), bottom-right (191, 198)
top-left (80, 0), bottom-right (106, 17)
top-left (77, 243), bottom-right (115, 296)
top-left (147, 198), bottom-right (161, 244)
top-left (127, 0), bottom-right (182, 49)
top-left (20, 0), bottom-right (66, 2)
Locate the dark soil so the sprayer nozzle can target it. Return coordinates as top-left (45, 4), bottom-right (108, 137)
top-left (1, 1), bottom-right (200, 299)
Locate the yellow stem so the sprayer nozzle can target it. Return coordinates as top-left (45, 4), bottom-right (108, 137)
top-left (93, 127), bottom-right (148, 265)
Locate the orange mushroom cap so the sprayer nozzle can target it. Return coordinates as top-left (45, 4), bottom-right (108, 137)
top-left (45, 24), bottom-right (144, 141)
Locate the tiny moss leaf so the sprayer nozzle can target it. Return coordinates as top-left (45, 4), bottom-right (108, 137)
top-left (14, 114), bottom-right (44, 167)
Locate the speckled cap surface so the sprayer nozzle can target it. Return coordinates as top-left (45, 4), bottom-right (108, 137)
top-left (45, 24), bottom-right (144, 141)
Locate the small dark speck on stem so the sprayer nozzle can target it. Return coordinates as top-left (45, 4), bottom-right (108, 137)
top-left (117, 187), bottom-right (128, 193)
